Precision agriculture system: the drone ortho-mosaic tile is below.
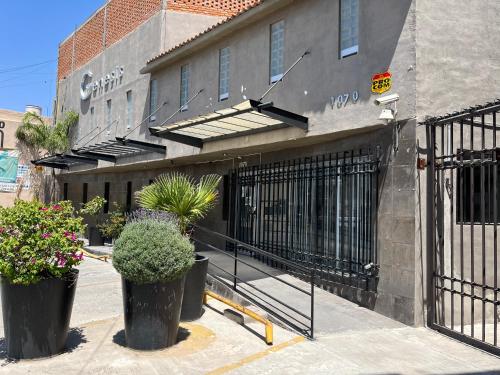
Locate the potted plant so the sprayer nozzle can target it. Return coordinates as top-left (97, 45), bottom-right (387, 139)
top-left (136, 173), bottom-right (221, 321)
top-left (112, 218), bottom-right (194, 350)
top-left (0, 200), bottom-right (85, 359)
top-left (98, 203), bottom-right (126, 244)
top-left (80, 196), bottom-right (106, 246)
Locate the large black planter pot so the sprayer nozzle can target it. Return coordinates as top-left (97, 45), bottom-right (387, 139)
top-left (122, 275), bottom-right (185, 350)
top-left (0, 270), bottom-right (79, 359)
top-left (88, 226), bottom-right (104, 246)
top-left (181, 254), bottom-right (209, 321)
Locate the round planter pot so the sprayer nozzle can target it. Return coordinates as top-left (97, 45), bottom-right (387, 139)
top-left (0, 270), bottom-right (79, 359)
top-left (181, 254), bottom-right (209, 321)
top-left (122, 275), bottom-right (185, 350)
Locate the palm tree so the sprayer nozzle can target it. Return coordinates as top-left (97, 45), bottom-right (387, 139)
top-left (15, 111), bottom-right (78, 201)
top-left (136, 173), bottom-right (222, 234)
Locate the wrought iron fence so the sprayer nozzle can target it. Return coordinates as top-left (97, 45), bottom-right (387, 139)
top-left (425, 100), bottom-right (500, 356)
top-left (228, 149), bottom-right (379, 290)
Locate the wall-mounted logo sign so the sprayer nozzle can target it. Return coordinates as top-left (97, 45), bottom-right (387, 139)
top-left (80, 66), bottom-right (124, 101)
top-left (371, 71), bottom-right (392, 94)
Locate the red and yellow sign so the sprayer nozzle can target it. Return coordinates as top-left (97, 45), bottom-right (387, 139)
top-left (371, 71), bottom-right (392, 94)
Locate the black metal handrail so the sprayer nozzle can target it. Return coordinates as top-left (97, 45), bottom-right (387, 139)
top-left (192, 224), bottom-right (314, 339)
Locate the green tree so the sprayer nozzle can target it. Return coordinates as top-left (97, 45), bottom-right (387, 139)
top-left (15, 111), bottom-right (78, 202)
top-left (136, 173), bottom-right (221, 234)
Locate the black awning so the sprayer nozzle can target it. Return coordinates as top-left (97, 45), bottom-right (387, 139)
top-left (32, 154), bottom-right (98, 170)
top-left (149, 100), bottom-right (308, 148)
top-left (72, 137), bottom-right (166, 162)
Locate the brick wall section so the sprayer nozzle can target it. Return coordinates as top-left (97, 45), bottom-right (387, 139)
top-left (167, 0), bottom-right (261, 17)
top-left (106, 0), bottom-right (162, 46)
top-left (74, 8), bottom-right (105, 72)
top-left (57, 37), bottom-right (74, 81)
top-left (57, 0), bottom-right (260, 81)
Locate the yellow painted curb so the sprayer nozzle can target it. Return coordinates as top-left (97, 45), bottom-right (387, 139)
top-left (207, 336), bottom-right (305, 375)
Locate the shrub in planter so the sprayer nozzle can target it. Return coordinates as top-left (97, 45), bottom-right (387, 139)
top-left (98, 203), bottom-right (126, 243)
top-left (136, 173), bottom-right (221, 321)
top-left (0, 200), bottom-right (85, 359)
top-left (112, 219), bottom-right (194, 350)
top-left (80, 196), bottom-right (106, 246)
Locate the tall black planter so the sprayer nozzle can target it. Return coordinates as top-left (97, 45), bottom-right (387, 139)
top-left (122, 275), bottom-right (185, 350)
top-left (181, 254), bottom-right (208, 321)
top-left (1, 270), bottom-right (79, 359)
top-left (88, 226), bottom-right (104, 246)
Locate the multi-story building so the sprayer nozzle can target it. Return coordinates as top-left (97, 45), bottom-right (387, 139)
top-left (0, 106), bottom-right (43, 206)
top-left (49, 0), bottom-right (500, 355)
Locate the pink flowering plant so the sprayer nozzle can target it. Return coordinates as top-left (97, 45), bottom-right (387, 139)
top-left (0, 200), bottom-right (85, 285)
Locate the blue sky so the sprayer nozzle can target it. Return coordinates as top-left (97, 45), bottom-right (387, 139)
top-left (0, 0), bottom-right (105, 116)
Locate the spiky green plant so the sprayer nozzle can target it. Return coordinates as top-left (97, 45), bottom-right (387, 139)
top-left (15, 111), bottom-right (78, 201)
top-left (136, 173), bottom-right (221, 234)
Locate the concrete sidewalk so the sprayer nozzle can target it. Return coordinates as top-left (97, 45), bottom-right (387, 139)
top-left (0, 257), bottom-right (498, 374)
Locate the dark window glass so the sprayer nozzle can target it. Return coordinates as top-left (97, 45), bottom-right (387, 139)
top-left (222, 174), bottom-right (230, 221)
top-left (457, 162), bottom-right (500, 224)
top-left (126, 181), bottom-right (132, 212)
top-left (63, 183), bottom-right (68, 200)
top-left (104, 182), bottom-right (110, 213)
top-left (82, 183), bottom-right (88, 204)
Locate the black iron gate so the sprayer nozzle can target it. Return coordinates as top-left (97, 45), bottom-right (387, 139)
top-left (426, 100), bottom-right (500, 356)
top-left (228, 149), bottom-right (379, 290)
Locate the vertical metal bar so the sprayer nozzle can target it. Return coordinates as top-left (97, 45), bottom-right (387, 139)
top-left (440, 123), bottom-right (445, 326)
top-left (470, 113), bottom-right (475, 338)
top-left (233, 168), bottom-right (240, 291)
top-left (310, 268), bottom-right (315, 339)
top-left (494, 110), bottom-right (498, 347)
top-left (480, 113), bottom-right (486, 342)
top-left (450, 122), bottom-right (455, 330)
top-left (426, 123), bottom-right (437, 325)
top-left (460, 119), bottom-right (465, 334)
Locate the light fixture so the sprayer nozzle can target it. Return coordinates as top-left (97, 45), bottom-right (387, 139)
top-left (379, 108), bottom-right (395, 121)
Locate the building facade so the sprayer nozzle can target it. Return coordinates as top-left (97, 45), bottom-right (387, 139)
top-left (0, 107), bottom-right (43, 206)
top-left (52, 0), bottom-right (500, 353)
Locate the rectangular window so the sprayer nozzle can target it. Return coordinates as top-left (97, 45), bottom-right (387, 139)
top-left (180, 64), bottom-right (190, 111)
top-left (63, 183), bottom-right (68, 201)
top-left (126, 90), bottom-right (133, 129)
top-left (106, 99), bottom-right (112, 132)
top-left (340, 0), bottom-right (359, 58)
top-left (90, 107), bottom-right (95, 128)
top-left (457, 156), bottom-right (500, 224)
top-left (219, 47), bottom-right (230, 101)
top-left (270, 20), bottom-right (285, 83)
top-left (104, 182), bottom-right (110, 214)
top-left (149, 80), bottom-right (158, 122)
top-left (82, 183), bottom-right (88, 204)
top-left (126, 181), bottom-right (132, 212)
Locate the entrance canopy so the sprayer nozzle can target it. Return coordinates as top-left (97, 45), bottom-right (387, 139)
top-left (72, 137), bottom-right (166, 163)
top-left (149, 100), bottom-right (308, 148)
top-left (32, 154), bottom-right (98, 170)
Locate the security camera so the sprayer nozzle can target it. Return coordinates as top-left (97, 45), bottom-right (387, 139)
top-left (374, 93), bottom-right (400, 106)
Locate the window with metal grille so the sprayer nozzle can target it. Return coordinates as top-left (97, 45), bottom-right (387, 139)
top-left (340, 0), bottom-right (359, 58)
top-left (456, 153), bottom-right (500, 224)
top-left (270, 20), bottom-right (285, 83)
top-left (180, 64), bottom-right (190, 111)
top-left (219, 47), bottom-right (230, 101)
top-left (126, 90), bottom-right (133, 129)
top-left (149, 80), bottom-right (158, 122)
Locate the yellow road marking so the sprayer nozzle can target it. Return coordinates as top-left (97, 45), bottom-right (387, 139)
top-left (207, 336), bottom-right (305, 375)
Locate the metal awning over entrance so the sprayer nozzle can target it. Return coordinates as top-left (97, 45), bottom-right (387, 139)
top-left (72, 137), bottom-right (166, 163)
top-left (32, 154), bottom-right (98, 170)
top-left (149, 100), bottom-right (308, 148)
